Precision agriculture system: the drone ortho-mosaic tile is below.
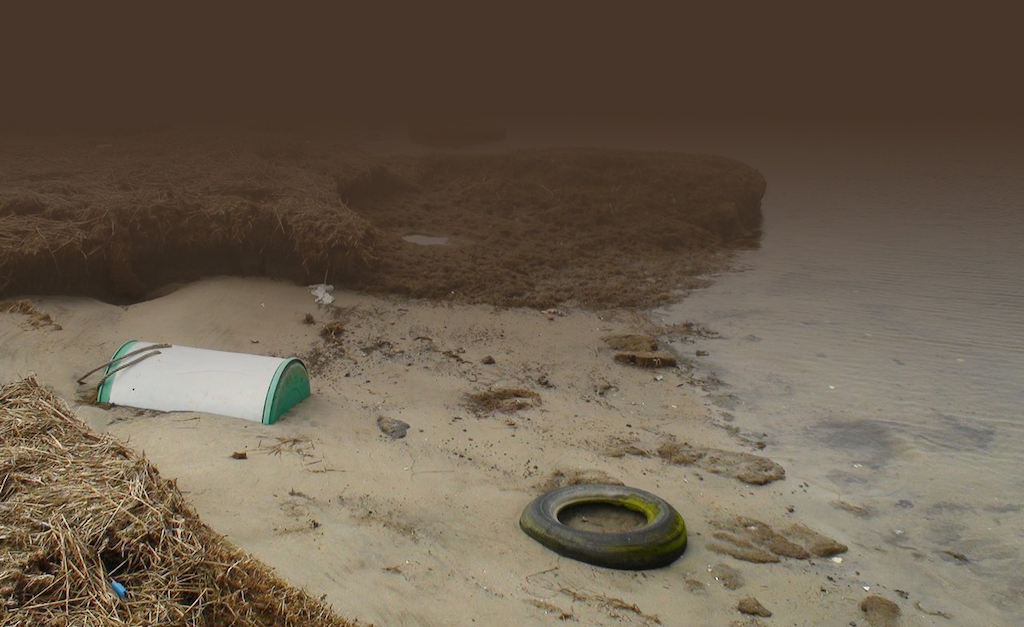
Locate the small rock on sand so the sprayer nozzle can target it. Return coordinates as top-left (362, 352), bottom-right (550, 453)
top-left (657, 441), bottom-right (785, 485)
top-left (860, 595), bottom-right (901, 627)
top-left (708, 516), bottom-right (847, 563)
top-left (377, 415), bottom-right (410, 439)
top-left (737, 597), bottom-right (772, 617)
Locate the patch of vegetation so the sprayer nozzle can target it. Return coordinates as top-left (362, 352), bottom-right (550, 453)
top-left (464, 387), bottom-right (541, 414)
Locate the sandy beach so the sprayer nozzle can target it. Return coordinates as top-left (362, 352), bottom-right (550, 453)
top-left (4, 125), bottom-right (986, 626)
top-left (4, 3), bottom-right (1022, 623)
top-left (4, 271), bottom-right (918, 626)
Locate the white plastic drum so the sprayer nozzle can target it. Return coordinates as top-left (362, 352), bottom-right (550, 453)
top-left (96, 340), bottom-right (310, 424)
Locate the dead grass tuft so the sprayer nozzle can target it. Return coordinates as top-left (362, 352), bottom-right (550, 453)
top-left (464, 387), bottom-right (541, 414)
top-left (0, 299), bottom-right (62, 330)
top-left (526, 598), bottom-right (574, 620)
top-left (0, 375), bottom-right (357, 626)
top-left (559, 588), bottom-right (660, 624)
top-left (320, 321), bottom-right (345, 344)
top-left (0, 131), bottom-right (377, 301)
top-left (614, 351), bottom-right (677, 368)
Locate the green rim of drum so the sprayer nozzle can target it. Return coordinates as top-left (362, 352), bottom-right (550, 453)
top-left (96, 339), bottom-right (138, 404)
top-left (262, 358), bottom-right (310, 425)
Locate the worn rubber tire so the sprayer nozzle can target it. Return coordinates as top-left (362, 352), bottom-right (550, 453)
top-left (519, 483), bottom-right (687, 570)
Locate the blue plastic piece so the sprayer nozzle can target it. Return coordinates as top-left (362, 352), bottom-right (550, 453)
top-left (110, 579), bottom-right (126, 598)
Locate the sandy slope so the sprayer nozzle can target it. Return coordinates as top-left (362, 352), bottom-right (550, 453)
top-left (1, 277), bottom-right (926, 626)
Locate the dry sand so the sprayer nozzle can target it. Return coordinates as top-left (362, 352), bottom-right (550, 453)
top-left (2, 277), bottom-right (923, 626)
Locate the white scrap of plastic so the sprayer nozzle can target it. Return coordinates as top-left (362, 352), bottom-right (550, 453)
top-left (309, 284), bottom-right (336, 305)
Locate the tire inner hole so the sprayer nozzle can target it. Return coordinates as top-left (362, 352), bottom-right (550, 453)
top-left (558, 502), bottom-right (648, 532)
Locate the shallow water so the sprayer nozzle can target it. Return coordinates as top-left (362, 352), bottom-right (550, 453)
top-left (646, 124), bottom-right (1024, 625)
top-left (368, 122), bottom-right (1023, 624)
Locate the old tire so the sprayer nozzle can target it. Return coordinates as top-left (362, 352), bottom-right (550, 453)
top-left (519, 483), bottom-right (687, 570)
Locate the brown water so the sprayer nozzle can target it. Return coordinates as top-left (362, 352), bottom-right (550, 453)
top-left (367, 122), bottom-right (1023, 625)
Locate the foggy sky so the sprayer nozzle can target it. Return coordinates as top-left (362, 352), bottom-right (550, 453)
top-left (3, 5), bottom-right (1020, 130)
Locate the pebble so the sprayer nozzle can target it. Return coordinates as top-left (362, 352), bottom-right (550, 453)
top-left (377, 415), bottom-right (410, 439)
top-left (737, 597), bottom-right (772, 617)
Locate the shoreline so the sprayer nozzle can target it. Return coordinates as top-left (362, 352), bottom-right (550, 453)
top-left (2, 276), bottom-right (911, 626)
top-left (7, 123), bottom-right (1007, 624)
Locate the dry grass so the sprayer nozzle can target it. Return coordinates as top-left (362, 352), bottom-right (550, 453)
top-left (525, 598), bottom-right (574, 620)
top-left (320, 322), bottom-right (346, 344)
top-left (0, 299), bottom-right (61, 330)
top-left (0, 130), bottom-right (765, 309)
top-left (464, 387), bottom-right (541, 414)
top-left (343, 148), bottom-right (766, 308)
top-left (0, 131), bottom-right (377, 300)
top-left (0, 376), bottom-right (360, 626)
top-left (613, 351), bottom-right (678, 368)
top-left (558, 587), bottom-right (661, 624)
